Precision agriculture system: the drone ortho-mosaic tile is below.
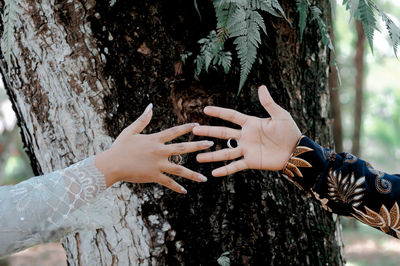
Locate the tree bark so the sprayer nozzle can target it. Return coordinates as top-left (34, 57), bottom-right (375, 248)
top-left (352, 20), bottom-right (365, 157)
top-left (329, 19), bottom-right (343, 154)
top-left (0, 0), bottom-right (344, 265)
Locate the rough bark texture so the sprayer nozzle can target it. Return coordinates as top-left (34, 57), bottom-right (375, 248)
top-left (352, 20), bottom-right (365, 157)
top-left (329, 26), bottom-right (343, 153)
top-left (330, 86), bottom-right (343, 153)
top-left (0, 0), bottom-right (344, 265)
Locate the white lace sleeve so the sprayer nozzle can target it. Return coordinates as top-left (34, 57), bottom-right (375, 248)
top-left (0, 156), bottom-right (107, 257)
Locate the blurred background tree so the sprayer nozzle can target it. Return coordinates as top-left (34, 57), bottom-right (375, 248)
top-left (0, 80), bottom-right (32, 187)
top-left (334, 0), bottom-right (400, 265)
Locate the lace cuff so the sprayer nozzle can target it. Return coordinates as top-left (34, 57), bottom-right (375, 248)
top-left (63, 156), bottom-right (107, 209)
top-left (0, 156), bottom-right (108, 256)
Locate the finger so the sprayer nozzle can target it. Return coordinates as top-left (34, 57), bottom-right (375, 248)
top-left (162, 163), bottom-right (208, 182)
top-left (197, 148), bottom-right (242, 163)
top-left (154, 123), bottom-right (198, 142)
top-left (157, 173), bottom-right (187, 194)
top-left (164, 140), bottom-right (214, 155)
top-left (203, 106), bottom-right (248, 126)
top-left (126, 103), bottom-right (153, 134)
top-left (258, 85), bottom-right (286, 118)
top-left (212, 160), bottom-right (248, 177)
top-left (192, 126), bottom-right (241, 140)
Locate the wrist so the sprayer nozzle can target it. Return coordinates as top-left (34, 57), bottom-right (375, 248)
top-left (95, 149), bottom-right (121, 188)
top-left (281, 134), bottom-right (304, 170)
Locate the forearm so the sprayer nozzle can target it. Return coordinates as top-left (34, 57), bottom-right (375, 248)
top-left (282, 136), bottom-right (400, 238)
top-left (0, 156), bottom-right (107, 256)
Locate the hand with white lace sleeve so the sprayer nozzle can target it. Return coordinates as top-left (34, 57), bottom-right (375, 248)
top-left (0, 103), bottom-right (212, 256)
top-left (194, 85), bottom-right (400, 239)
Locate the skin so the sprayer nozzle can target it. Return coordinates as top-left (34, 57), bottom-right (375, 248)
top-left (193, 85), bottom-right (302, 177)
top-left (95, 103), bottom-right (213, 193)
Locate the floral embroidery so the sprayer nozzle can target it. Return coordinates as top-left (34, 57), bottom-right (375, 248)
top-left (281, 174), bottom-right (305, 190)
top-left (352, 202), bottom-right (400, 238)
top-left (327, 170), bottom-right (365, 208)
top-left (368, 166), bottom-right (392, 194)
top-left (321, 146), bottom-right (337, 162)
top-left (311, 189), bottom-right (332, 212)
top-left (325, 150), bottom-right (337, 162)
top-left (282, 146), bottom-right (313, 178)
top-left (344, 153), bottom-right (357, 163)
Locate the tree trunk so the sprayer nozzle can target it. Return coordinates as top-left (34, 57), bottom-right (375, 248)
top-left (329, 26), bottom-right (343, 154)
top-left (0, 0), bottom-right (344, 265)
top-left (352, 20), bottom-right (365, 157)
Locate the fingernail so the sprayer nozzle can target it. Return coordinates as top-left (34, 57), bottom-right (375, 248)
top-left (193, 123), bottom-right (200, 127)
top-left (202, 141), bottom-right (214, 147)
top-left (144, 103), bottom-right (153, 114)
top-left (212, 169), bottom-right (220, 176)
top-left (198, 174), bottom-right (208, 182)
top-left (180, 186), bottom-right (187, 194)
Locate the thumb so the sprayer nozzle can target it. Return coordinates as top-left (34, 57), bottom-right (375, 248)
top-left (127, 103), bottom-right (153, 134)
top-left (258, 85), bottom-right (283, 118)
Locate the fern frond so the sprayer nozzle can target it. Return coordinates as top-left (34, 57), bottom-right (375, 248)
top-left (271, 0), bottom-right (288, 21)
top-left (195, 0), bottom-right (287, 92)
top-left (380, 16), bottom-right (400, 57)
top-left (213, 51), bottom-right (232, 73)
top-left (233, 9), bottom-right (264, 93)
top-left (1, 0), bottom-right (19, 74)
top-left (252, 0), bottom-right (278, 17)
top-left (252, 0), bottom-right (288, 22)
top-left (252, 8), bottom-right (267, 35)
top-left (227, 6), bottom-right (247, 37)
top-left (194, 30), bottom-right (232, 77)
top-left (214, 2), bottom-right (236, 46)
top-left (109, 0), bottom-right (117, 7)
top-left (358, 0), bottom-right (377, 53)
top-left (343, 0), bottom-right (360, 22)
top-left (368, 1), bottom-right (400, 57)
top-left (296, 0), bottom-right (310, 43)
top-left (309, 5), bottom-right (340, 84)
top-left (214, 0), bottom-right (248, 8)
top-left (310, 6), bottom-right (334, 51)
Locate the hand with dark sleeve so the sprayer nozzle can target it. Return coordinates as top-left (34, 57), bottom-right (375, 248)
top-left (194, 85), bottom-right (400, 239)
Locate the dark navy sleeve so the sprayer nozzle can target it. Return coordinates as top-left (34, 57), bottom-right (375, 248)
top-left (281, 136), bottom-right (400, 239)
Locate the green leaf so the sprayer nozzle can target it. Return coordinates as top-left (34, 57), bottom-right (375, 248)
top-left (253, 0), bottom-right (288, 23)
top-left (252, 9), bottom-right (267, 35)
top-left (358, 0), bottom-right (377, 53)
top-left (271, 0), bottom-right (288, 21)
top-left (194, 0), bottom-right (202, 21)
top-left (296, 0), bottom-right (310, 43)
top-left (217, 252), bottom-right (230, 266)
top-left (370, 1), bottom-right (400, 57)
top-left (194, 30), bottom-right (233, 77)
top-left (349, 0), bottom-right (360, 23)
top-left (233, 9), bottom-right (263, 93)
top-left (221, 51), bottom-right (232, 73)
top-left (310, 6), bottom-right (335, 52)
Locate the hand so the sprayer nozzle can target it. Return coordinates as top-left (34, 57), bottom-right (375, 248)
top-left (95, 104), bottom-right (214, 193)
top-left (193, 85), bottom-right (302, 177)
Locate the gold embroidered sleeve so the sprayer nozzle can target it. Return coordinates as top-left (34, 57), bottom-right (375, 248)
top-left (280, 136), bottom-right (400, 239)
